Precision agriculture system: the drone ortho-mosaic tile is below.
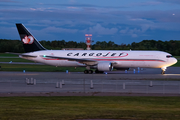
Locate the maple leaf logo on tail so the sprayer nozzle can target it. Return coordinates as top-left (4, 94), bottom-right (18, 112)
top-left (22, 35), bottom-right (34, 44)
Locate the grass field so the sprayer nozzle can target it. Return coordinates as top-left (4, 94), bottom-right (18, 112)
top-left (0, 64), bottom-right (86, 72)
top-left (0, 58), bottom-right (33, 62)
top-left (0, 96), bottom-right (179, 120)
top-left (0, 53), bottom-right (18, 57)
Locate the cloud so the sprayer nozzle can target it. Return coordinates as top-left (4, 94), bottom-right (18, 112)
top-left (150, 22), bottom-right (180, 31)
top-left (0, 0), bottom-right (180, 43)
top-left (120, 27), bottom-right (142, 38)
top-left (42, 26), bottom-right (78, 33)
top-left (120, 27), bottom-right (129, 34)
top-left (84, 24), bottom-right (118, 35)
top-left (26, 20), bottom-right (94, 29)
top-left (1, 5), bottom-right (179, 33)
top-left (0, 26), bottom-right (18, 39)
top-left (0, 0), bottom-right (18, 3)
top-left (157, 0), bottom-right (180, 4)
top-left (131, 34), bottom-right (138, 38)
top-left (129, 1), bottom-right (162, 6)
top-left (1, 6), bottom-right (179, 41)
top-left (39, 3), bottom-right (97, 8)
top-left (25, 26), bottom-right (79, 41)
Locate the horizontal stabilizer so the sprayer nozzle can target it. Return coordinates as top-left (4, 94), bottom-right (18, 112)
top-left (20, 54), bottom-right (37, 58)
top-left (5, 52), bottom-right (22, 55)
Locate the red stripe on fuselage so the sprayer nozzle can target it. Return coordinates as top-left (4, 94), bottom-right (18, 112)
top-left (93, 59), bottom-right (165, 62)
top-left (42, 58), bottom-right (62, 60)
top-left (42, 57), bottom-right (165, 62)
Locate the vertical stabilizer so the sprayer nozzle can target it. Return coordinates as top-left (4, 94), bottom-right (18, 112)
top-left (16, 23), bottom-right (46, 53)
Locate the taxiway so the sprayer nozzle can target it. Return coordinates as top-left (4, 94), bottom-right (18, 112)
top-left (0, 67), bottom-right (180, 96)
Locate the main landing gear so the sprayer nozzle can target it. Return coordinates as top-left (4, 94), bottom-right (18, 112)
top-left (84, 70), bottom-right (93, 74)
top-left (161, 67), bottom-right (166, 74)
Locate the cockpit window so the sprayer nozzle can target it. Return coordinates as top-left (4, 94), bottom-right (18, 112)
top-left (166, 55), bottom-right (173, 58)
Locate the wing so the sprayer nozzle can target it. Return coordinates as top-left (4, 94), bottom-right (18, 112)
top-left (41, 55), bottom-right (98, 65)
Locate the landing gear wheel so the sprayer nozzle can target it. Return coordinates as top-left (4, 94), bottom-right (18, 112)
top-left (84, 70), bottom-right (89, 74)
top-left (89, 70), bottom-right (93, 74)
top-left (161, 70), bottom-right (165, 74)
top-left (95, 70), bottom-right (99, 73)
top-left (84, 70), bottom-right (93, 74)
top-left (161, 67), bottom-right (166, 75)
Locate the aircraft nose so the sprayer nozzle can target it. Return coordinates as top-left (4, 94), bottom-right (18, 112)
top-left (173, 58), bottom-right (178, 65)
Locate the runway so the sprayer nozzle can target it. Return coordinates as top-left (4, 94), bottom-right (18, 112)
top-left (0, 67), bottom-right (180, 96)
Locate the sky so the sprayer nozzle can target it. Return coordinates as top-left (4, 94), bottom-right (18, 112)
top-left (0, 0), bottom-right (180, 44)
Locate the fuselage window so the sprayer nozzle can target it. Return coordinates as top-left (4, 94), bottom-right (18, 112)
top-left (166, 55), bottom-right (173, 58)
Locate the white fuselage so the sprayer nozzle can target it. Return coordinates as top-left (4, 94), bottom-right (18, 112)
top-left (20, 50), bottom-right (177, 70)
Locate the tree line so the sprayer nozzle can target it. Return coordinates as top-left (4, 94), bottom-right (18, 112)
top-left (0, 39), bottom-right (180, 56)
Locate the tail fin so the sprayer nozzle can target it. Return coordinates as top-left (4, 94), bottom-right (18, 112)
top-left (16, 23), bottom-right (46, 53)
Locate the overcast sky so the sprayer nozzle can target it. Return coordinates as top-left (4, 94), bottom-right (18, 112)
top-left (0, 0), bottom-right (180, 44)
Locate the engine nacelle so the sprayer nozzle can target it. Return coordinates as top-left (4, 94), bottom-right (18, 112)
top-left (97, 62), bottom-right (113, 71)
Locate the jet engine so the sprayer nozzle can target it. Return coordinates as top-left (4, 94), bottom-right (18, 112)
top-left (97, 62), bottom-right (113, 71)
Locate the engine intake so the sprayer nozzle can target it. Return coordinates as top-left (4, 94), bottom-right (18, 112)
top-left (97, 62), bottom-right (113, 71)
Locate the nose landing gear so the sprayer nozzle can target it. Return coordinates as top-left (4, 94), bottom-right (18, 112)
top-left (161, 67), bottom-right (166, 74)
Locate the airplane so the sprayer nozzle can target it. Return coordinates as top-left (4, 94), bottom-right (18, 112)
top-left (15, 23), bottom-right (177, 74)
